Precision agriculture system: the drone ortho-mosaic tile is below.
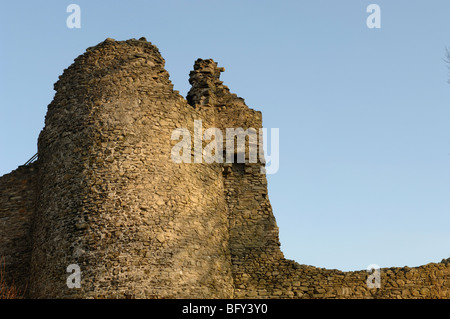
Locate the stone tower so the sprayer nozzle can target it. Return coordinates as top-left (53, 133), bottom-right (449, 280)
top-left (0, 38), bottom-right (448, 299)
top-left (29, 38), bottom-right (239, 298)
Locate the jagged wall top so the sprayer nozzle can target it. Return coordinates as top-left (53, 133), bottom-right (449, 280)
top-left (187, 58), bottom-right (247, 110)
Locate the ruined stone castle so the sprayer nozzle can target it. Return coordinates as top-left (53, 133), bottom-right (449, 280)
top-left (0, 38), bottom-right (448, 299)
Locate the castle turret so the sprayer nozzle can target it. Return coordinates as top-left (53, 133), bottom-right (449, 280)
top-left (29, 38), bottom-right (234, 298)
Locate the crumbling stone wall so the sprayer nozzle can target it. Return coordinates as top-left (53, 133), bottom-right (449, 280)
top-left (0, 38), bottom-right (448, 299)
top-left (186, 58), bottom-right (287, 298)
top-left (184, 57), bottom-right (450, 299)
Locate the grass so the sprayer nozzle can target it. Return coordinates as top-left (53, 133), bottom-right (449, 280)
top-left (0, 257), bottom-right (25, 299)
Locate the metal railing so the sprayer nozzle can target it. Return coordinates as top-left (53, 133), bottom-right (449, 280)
top-left (23, 153), bottom-right (38, 166)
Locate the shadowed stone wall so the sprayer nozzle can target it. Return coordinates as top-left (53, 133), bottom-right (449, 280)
top-left (0, 163), bottom-right (37, 294)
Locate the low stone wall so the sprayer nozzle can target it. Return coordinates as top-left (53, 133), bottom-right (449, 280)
top-left (234, 258), bottom-right (450, 299)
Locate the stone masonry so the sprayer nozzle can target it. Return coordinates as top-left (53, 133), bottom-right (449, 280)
top-left (0, 38), bottom-right (449, 298)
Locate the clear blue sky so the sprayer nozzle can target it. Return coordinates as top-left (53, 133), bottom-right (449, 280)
top-left (1, 0), bottom-right (449, 271)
